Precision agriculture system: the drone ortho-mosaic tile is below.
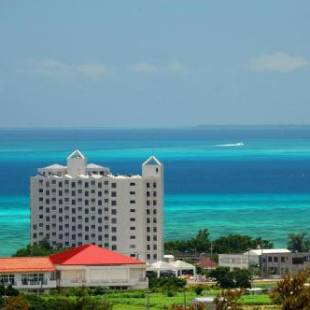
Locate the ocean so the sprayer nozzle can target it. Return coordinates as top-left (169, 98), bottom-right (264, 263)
top-left (1, 126), bottom-right (310, 256)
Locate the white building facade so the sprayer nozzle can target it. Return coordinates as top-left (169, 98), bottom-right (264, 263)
top-left (30, 150), bottom-right (164, 262)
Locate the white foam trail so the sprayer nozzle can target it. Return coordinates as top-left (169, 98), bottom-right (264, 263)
top-left (216, 142), bottom-right (245, 147)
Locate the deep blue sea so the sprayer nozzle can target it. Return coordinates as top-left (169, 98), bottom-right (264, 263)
top-left (1, 126), bottom-right (310, 256)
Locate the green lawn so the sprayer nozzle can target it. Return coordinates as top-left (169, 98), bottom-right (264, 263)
top-left (38, 287), bottom-right (276, 309)
top-left (103, 290), bottom-right (274, 309)
top-left (240, 294), bottom-right (273, 305)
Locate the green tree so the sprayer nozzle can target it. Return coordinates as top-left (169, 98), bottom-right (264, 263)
top-left (164, 230), bottom-right (273, 255)
top-left (287, 233), bottom-right (310, 252)
top-left (191, 229), bottom-right (210, 252)
top-left (165, 229), bottom-right (210, 253)
top-left (233, 269), bottom-right (251, 288)
top-left (13, 239), bottom-right (65, 257)
top-left (212, 234), bottom-right (273, 254)
top-left (209, 267), bottom-right (235, 289)
top-left (210, 267), bottom-right (251, 289)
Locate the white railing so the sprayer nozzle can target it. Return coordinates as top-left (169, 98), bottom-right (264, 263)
top-left (15, 280), bottom-right (57, 289)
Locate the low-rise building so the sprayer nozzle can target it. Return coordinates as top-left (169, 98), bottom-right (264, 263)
top-left (0, 244), bottom-right (147, 290)
top-left (218, 254), bottom-right (250, 270)
top-left (219, 248), bottom-right (310, 278)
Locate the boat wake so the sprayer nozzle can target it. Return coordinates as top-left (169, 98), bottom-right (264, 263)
top-left (216, 142), bottom-right (245, 147)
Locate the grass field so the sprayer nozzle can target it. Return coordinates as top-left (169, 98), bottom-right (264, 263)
top-left (101, 290), bottom-right (275, 309)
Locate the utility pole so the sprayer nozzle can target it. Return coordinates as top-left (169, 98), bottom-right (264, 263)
top-left (183, 287), bottom-right (187, 309)
top-left (146, 290), bottom-right (150, 310)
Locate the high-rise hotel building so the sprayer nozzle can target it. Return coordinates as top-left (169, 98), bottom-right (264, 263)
top-left (30, 150), bottom-right (163, 262)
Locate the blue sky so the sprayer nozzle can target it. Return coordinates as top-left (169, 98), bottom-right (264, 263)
top-left (0, 0), bottom-right (309, 127)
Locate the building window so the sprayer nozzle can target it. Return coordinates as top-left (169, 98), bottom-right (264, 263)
top-left (111, 183), bottom-right (117, 188)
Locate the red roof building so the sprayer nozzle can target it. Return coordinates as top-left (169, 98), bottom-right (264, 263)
top-left (0, 244), bottom-right (147, 290)
top-left (50, 244), bottom-right (144, 266)
top-left (197, 256), bottom-right (217, 270)
top-left (0, 257), bottom-right (55, 273)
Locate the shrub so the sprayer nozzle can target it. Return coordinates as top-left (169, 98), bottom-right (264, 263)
top-left (5, 295), bottom-right (29, 310)
top-left (194, 285), bottom-right (203, 295)
top-left (5, 285), bottom-right (19, 296)
top-left (167, 290), bottom-right (176, 297)
top-left (26, 295), bottom-right (46, 310)
top-left (44, 297), bottom-right (75, 310)
top-left (90, 286), bottom-right (109, 296)
top-left (0, 285), bottom-right (5, 296)
top-left (149, 275), bottom-right (186, 291)
top-left (271, 271), bottom-right (310, 309)
top-left (214, 289), bottom-right (243, 310)
top-left (170, 304), bottom-right (206, 310)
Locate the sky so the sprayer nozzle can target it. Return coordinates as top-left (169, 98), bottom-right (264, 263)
top-left (0, 0), bottom-right (309, 128)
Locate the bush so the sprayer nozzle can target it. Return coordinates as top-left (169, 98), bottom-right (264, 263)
top-left (5, 295), bottom-right (29, 310)
top-left (214, 289), bottom-right (243, 310)
top-left (210, 267), bottom-right (251, 289)
top-left (44, 297), bottom-right (76, 310)
top-left (167, 290), bottom-right (176, 297)
top-left (149, 275), bottom-right (186, 291)
top-left (194, 285), bottom-right (204, 295)
top-left (0, 285), bottom-right (5, 296)
top-left (90, 286), bottom-right (109, 296)
top-left (5, 285), bottom-right (19, 296)
top-left (26, 295), bottom-right (46, 310)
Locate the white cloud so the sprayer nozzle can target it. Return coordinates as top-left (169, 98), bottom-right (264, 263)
top-left (129, 62), bottom-right (160, 73)
top-left (129, 61), bottom-right (187, 73)
top-left (250, 52), bottom-right (309, 72)
top-left (29, 59), bottom-right (110, 78)
top-left (76, 64), bottom-right (110, 78)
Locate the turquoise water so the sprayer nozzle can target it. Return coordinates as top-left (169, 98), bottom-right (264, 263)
top-left (1, 127), bottom-right (310, 255)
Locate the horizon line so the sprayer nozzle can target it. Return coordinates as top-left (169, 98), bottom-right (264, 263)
top-left (1, 124), bottom-right (310, 130)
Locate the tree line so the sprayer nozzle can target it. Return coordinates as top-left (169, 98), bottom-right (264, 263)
top-left (11, 230), bottom-right (310, 258)
top-left (165, 229), bottom-right (310, 254)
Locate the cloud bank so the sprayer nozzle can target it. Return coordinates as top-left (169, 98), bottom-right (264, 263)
top-left (29, 59), bottom-right (110, 78)
top-left (129, 61), bottom-right (187, 73)
top-left (250, 52), bottom-right (309, 72)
